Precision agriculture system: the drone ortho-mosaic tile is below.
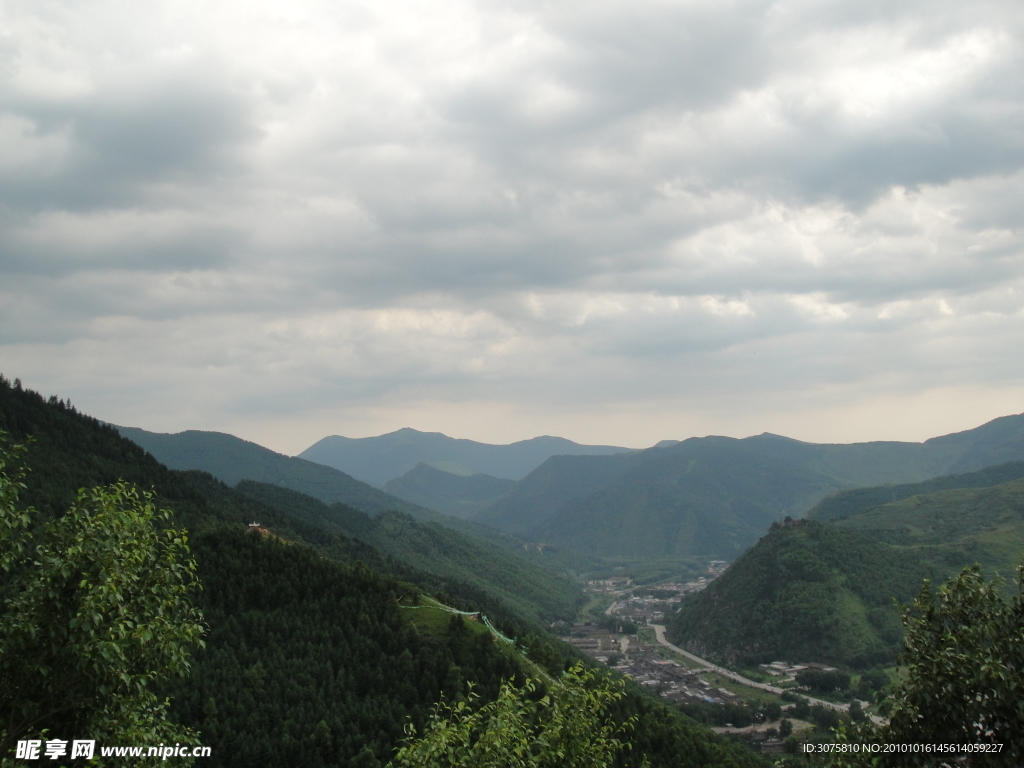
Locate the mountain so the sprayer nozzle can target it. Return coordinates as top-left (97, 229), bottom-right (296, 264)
top-left (668, 466), bottom-right (1024, 669)
top-left (0, 375), bottom-right (766, 768)
top-left (115, 425), bottom-right (437, 520)
top-left (828, 476), bottom-right (1024, 575)
top-left (382, 462), bottom-right (516, 519)
top-left (471, 414), bottom-right (1024, 562)
top-left (808, 460), bottom-right (1024, 522)
top-left (667, 519), bottom-right (934, 669)
top-left (473, 452), bottom-right (647, 537)
top-left (298, 427), bottom-right (631, 486)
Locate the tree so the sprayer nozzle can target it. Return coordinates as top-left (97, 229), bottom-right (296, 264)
top-left (880, 564), bottom-right (1023, 764)
top-left (830, 563), bottom-right (1024, 766)
top-left (0, 435), bottom-right (206, 762)
top-left (795, 669), bottom-right (851, 694)
top-left (847, 700), bottom-right (864, 723)
top-left (389, 664), bottom-right (636, 768)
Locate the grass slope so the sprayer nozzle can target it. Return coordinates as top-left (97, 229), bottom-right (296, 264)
top-left (830, 476), bottom-right (1024, 577)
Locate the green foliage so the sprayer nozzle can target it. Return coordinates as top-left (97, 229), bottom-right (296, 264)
top-left (847, 700), bottom-right (864, 723)
top-left (795, 669), bottom-right (850, 694)
top-left (852, 668), bottom-right (888, 700)
top-left (880, 565), bottom-right (1023, 763)
top-left (827, 564), bottom-right (1024, 766)
top-left (0, 438), bottom-right (205, 762)
top-left (597, 615), bottom-right (639, 635)
top-left (389, 664), bottom-right (635, 768)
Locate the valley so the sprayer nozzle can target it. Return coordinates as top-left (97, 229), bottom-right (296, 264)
top-left (4, 372), bottom-right (1024, 765)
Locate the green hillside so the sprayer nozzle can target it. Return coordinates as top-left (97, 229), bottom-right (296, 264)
top-left (830, 477), bottom-right (1024, 576)
top-left (667, 519), bottom-right (937, 669)
top-left (382, 462), bottom-right (515, 519)
top-left (299, 427), bottom-right (631, 487)
top-left (236, 480), bottom-right (586, 624)
top-left (166, 527), bottom-right (529, 767)
top-left (669, 471), bottom-right (1024, 669)
top-left (116, 425), bottom-right (437, 520)
top-left (809, 460), bottom-right (1024, 522)
top-left (533, 437), bottom-right (851, 559)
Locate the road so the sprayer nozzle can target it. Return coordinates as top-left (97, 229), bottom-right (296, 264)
top-left (648, 625), bottom-right (852, 714)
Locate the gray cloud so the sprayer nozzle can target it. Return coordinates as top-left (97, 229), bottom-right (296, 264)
top-left (2, 0), bottom-right (1024, 450)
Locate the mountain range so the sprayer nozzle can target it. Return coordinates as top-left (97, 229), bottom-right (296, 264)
top-left (120, 413), bottom-right (1024, 568)
top-left (452, 415), bottom-right (1024, 561)
top-left (298, 428), bottom-right (631, 486)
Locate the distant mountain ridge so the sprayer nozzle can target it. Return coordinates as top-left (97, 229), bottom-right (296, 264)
top-left (115, 426), bottom-right (438, 520)
top-left (298, 428), bottom-right (632, 486)
top-left (382, 463), bottom-right (515, 519)
top-left (468, 413), bottom-right (1024, 561)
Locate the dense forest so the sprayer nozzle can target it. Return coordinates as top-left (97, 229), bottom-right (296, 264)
top-left (667, 518), bottom-right (939, 669)
top-left (0, 375), bottom-right (767, 768)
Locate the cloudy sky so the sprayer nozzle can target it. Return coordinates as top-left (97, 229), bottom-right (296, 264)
top-left (2, 0), bottom-right (1023, 454)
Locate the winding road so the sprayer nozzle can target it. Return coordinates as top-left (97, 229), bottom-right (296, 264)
top-left (648, 624), bottom-right (856, 715)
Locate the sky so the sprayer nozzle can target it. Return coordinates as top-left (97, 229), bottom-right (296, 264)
top-left (2, 0), bottom-right (1024, 455)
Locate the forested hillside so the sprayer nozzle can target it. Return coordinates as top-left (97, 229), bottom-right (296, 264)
top-left (236, 480), bottom-right (585, 623)
top-left (0, 375), bottom-right (767, 768)
top-left (669, 467), bottom-right (1024, 669)
top-left (808, 460), bottom-right (1024, 522)
top-left (165, 527), bottom-right (528, 768)
top-left (115, 424), bottom-right (585, 622)
top-left (667, 519), bottom-right (937, 669)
